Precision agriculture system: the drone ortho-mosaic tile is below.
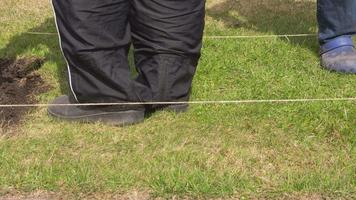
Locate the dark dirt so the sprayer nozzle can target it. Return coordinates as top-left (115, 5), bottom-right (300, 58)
top-left (0, 57), bottom-right (49, 129)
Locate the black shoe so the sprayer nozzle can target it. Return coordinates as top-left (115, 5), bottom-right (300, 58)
top-left (48, 95), bottom-right (145, 126)
top-left (161, 104), bottom-right (189, 113)
top-left (146, 103), bottom-right (189, 114)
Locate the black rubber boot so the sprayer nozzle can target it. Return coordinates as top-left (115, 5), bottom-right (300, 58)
top-left (161, 104), bottom-right (189, 113)
top-left (48, 95), bottom-right (145, 126)
top-left (145, 104), bottom-right (189, 114)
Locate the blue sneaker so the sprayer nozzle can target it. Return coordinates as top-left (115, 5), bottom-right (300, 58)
top-left (320, 35), bottom-right (356, 74)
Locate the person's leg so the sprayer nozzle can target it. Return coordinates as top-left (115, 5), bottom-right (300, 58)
top-left (49, 0), bottom-right (147, 125)
top-left (51, 0), bottom-right (150, 103)
top-left (318, 0), bottom-right (356, 44)
top-left (130, 0), bottom-right (205, 111)
top-left (317, 0), bottom-right (356, 73)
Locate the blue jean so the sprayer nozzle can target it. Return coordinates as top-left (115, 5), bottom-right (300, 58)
top-left (318, 0), bottom-right (356, 44)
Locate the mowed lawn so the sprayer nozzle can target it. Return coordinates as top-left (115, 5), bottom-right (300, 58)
top-left (0, 0), bottom-right (355, 199)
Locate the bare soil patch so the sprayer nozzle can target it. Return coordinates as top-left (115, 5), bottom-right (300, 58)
top-left (0, 190), bottom-right (152, 200)
top-left (0, 191), bottom-right (348, 200)
top-left (0, 57), bottom-right (49, 130)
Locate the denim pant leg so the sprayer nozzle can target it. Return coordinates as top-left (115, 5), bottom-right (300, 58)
top-left (317, 0), bottom-right (356, 44)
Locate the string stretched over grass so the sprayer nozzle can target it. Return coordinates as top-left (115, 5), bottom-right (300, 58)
top-left (24, 31), bottom-right (318, 39)
top-left (15, 32), bottom-right (353, 108)
top-left (205, 34), bottom-right (317, 39)
top-left (0, 97), bottom-right (355, 108)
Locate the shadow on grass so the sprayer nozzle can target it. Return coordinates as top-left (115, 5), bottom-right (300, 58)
top-left (206, 0), bottom-right (319, 54)
top-left (0, 18), bottom-right (140, 95)
top-left (0, 18), bottom-right (68, 94)
top-left (0, 0), bottom-right (320, 96)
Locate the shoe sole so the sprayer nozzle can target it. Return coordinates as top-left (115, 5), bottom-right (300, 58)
top-left (323, 66), bottom-right (356, 74)
top-left (164, 104), bottom-right (189, 113)
top-left (321, 57), bottom-right (356, 74)
top-left (48, 109), bottom-right (144, 126)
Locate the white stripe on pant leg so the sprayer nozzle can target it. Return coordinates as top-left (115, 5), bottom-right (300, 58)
top-left (50, 0), bottom-right (79, 102)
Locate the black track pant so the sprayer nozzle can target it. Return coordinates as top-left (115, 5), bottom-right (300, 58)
top-left (52, 0), bottom-right (205, 103)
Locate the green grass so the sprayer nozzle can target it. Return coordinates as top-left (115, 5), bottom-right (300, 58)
top-left (0, 0), bottom-right (355, 199)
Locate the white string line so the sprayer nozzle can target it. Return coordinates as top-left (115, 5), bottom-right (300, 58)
top-left (13, 32), bottom-right (348, 109)
top-left (24, 32), bottom-right (57, 35)
top-left (0, 98), bottom-right (355, 108)
top-left (205, 34), bottom-right (317, 39)
top-left (23, 31), bottom-right (317, 39)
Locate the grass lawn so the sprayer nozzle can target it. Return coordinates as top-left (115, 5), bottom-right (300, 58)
top-left (0, 0), bottom-right (355, 199)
